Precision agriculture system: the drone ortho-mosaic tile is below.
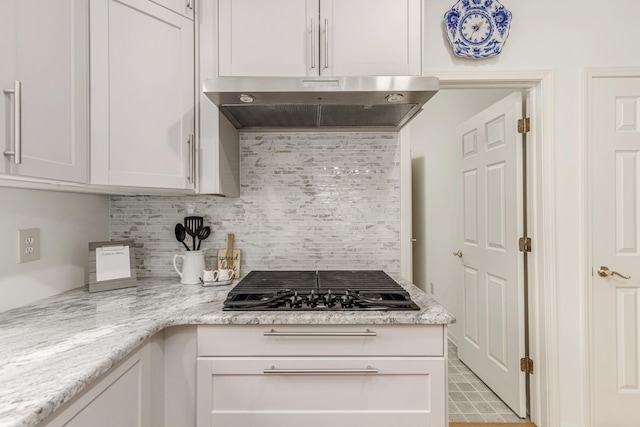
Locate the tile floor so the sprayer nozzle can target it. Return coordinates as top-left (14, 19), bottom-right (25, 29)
top-left (448, 341), bottom-right (530, 423)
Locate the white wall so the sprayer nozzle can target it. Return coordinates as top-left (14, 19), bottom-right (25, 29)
top-left (422, 1), bottom-right (640, 425)
top-left (0, 188), bottom-right (109, 312)
top-left (410, 88), bottom-right (513, 343)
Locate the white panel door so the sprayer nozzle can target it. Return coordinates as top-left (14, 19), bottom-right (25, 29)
top-left (319, 0), bottom-right (421, 76)
top-left (90, 0), bottom-right (194, 189)
top-left (218, 0), bottom-right (319, 76)
top-left (590, 75), bottom-right (640, 426)
top-left (456, 92), bottom-right (526, 417)
top-left (1, 0), bottom-right (88, 183)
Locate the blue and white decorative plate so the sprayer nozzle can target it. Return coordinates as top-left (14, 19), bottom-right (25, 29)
top-left (444, 0), bottom-right (512, 59)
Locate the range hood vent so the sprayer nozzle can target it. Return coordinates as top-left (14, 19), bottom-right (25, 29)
top-left (203, 76), bottom-right (438, 131)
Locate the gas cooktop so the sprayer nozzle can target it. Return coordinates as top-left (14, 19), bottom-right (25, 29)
top-left (223, 270), bottom-right (420, 311)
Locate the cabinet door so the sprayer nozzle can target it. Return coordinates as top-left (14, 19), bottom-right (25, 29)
top-left (41, 343), bottom-right (151, 427)
top-left (1, 0), bottom-right (88, 183)
top-left (91, 0), bottom-right (195, 189)
top-left (320, 0), bottom-right (422, 76)
top-left (218, 0), bottom-right (319, 76)
top-left (0, 1), bottom-right (15, 176)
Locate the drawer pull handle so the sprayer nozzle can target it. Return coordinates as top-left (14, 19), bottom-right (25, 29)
top-left (263, 366), bottom-right (378, 375)
top-left (264, 329), bottom-right (377, 337)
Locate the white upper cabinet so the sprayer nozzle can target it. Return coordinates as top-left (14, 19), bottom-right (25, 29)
top-left (320, 0), bottom-right (422, 76)
top-left (218, 0), bottom-right (319, 77)
top-left (217, 0), bottom-right (422, 77)
top-left (0, 0), bottom-right (88, 183)
top-left (90, 0), bottom-right (195, 190)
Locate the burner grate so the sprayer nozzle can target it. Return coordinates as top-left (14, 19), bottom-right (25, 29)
top-left (223, 270), bottom-right (420, 311)
top-left (318, 270), bottom-right (403, 292)
top-left (227, 270), bottom-right (317, 295)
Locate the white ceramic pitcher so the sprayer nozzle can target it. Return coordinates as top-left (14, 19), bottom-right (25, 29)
top-left (173, 250), bottom-right (207, 285)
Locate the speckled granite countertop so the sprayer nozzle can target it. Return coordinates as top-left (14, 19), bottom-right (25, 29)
top-left (0, 277), bottom-right (454, 427)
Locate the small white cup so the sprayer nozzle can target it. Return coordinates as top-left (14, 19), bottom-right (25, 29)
top-left (202, 269), bottom-right (216, 282)
top-left (214, 269), bottom-right (235, 281)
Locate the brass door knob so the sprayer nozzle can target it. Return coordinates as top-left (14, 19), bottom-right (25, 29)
top-left (453, 250), bottom-right (463, 258)
top-left (597, 266), bottom-right (630, 279)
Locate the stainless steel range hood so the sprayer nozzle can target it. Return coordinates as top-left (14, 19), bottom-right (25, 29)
top-left (203, 76), bottom-right (438, 131)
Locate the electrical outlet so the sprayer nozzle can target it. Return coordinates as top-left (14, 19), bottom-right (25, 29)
top-left (18, 228), bottom-right (40, 263)
top-left (430, 282), bottom-right (435, 294)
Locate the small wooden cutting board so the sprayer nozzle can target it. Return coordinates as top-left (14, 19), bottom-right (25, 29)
top-left (217, 233), bottom-right (241, 279)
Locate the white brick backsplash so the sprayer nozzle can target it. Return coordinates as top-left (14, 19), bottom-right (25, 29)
top-left (110, 132), bottom-right (401, 279)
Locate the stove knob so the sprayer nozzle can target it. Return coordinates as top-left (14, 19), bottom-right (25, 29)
top-left (291, 291), bottom-right (298, 307)
top-left (307, 290), bottom-right (318, 307)
top-left (326, 290), bottom-right (336, 307)
top-left (297, 291), bottom-right (307, 308)
top-left (341, 292), bottom-right (354, 308)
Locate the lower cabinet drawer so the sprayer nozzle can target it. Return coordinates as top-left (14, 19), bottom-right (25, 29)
top-left (196, 356), bottom-right (446, 427)
top-left (197, 324), bottom-right (444, 356)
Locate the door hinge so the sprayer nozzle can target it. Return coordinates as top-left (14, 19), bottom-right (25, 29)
top-left (520, 357), bottom-right (534, 374)
top-left (519, 237), bottom-right (532, 252)
top-left (518, 117), bottom-right (530, 134)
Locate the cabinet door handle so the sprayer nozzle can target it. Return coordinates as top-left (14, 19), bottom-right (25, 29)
top-left (264, 329), bottom-right (376, 337)
top-left (310, 18), bottom-right (316, 69)
top-left (186, 0), bottom-right (193, 10)
top-left (191, 133), bottom-right (196, 183)
top-left (3, 80), bottom-right (22, 164)
top-left (323, 18), bottom-right (329, 69)
top-left (187, 134), bottom-right (195, 183)
top-left (264, 366), bottom-right (378, 375)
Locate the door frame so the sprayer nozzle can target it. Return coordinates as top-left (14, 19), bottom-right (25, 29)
top-left (584, 67), bottom-right (640, 427)
top-left (400, 70), bottom-right (557, 427)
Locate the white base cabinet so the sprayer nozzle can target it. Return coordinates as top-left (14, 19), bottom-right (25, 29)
top-left (196, 324), bottom-right (447, 427)
top-left (38, 328), bottom-right (197, 427)
top-left (34, 324), bottom-right (446, 427)
top-left (39, 341), bottom-right (152, 427)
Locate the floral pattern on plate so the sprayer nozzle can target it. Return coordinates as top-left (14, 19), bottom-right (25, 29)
top-left (444, 0), bottom-right (512, 59)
